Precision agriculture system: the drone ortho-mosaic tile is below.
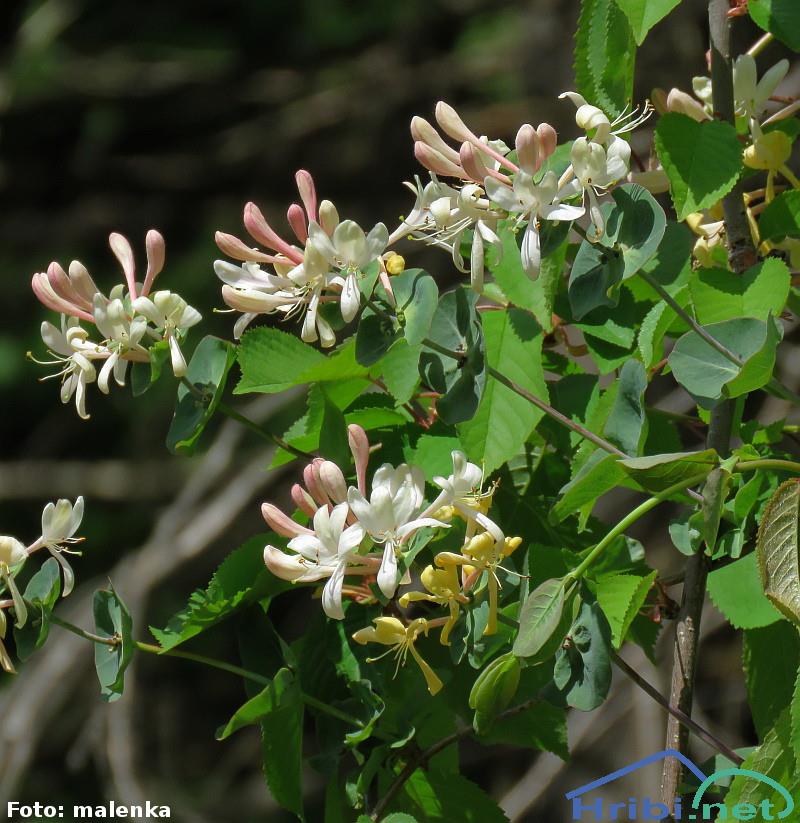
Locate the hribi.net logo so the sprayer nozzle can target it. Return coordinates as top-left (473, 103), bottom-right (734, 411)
top-left (566, 749), bottom-right (794, 821)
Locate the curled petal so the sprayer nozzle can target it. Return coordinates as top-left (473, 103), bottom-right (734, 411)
top-left (321, 561), bottom-right (347, 620)
top-left (340, 272), bottom-right (361, 323)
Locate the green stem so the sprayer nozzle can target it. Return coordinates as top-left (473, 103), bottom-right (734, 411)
top-left (735, 458), bottom-right (800, 474)
top-left (50, 614), bottom-right (118, 646)
top-left (179, 376), bottom-right (312, 459)
top-left (567, 472), bottom-right (710, 582)
top-left (747, 31), bottom-right (774, 57)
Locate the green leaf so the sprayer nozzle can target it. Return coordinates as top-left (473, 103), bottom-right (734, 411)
top-left (596, 570), bottom-right (657, 648)
top-left (218, 668), bottom-right (305, 820)
top-left (457, 309), bottom-right (547, 473)
top-left (689, 259), bottom-right (791, 325)
top-left (389, 269), bottom-right (439, 346)
top-left (744, 622), bottom-right (800, 740)
top-left (166, 336), bottom-right (236, 455)
top-left (552, 596), bottom-right (612, 711)
top-left (150, 535), bottom-right (288, 651)
top-left (668, 317), bottom-right (782, 407)
top-left (486, 222), bottom-right (562, 332)
top-left (402, 432), bottom-right (462, 481)
top-left (724, 709), bottom-right (799, 814)
top-left (603, 359), bottom-right (648, 455)
top-left (749, 0), bottom-right (800, 52)
top-left (612, 0), bottom-right (681, 44)
top-left (552, 451), bottom-right (630, 524)
top-left (513, 578), bottom-right (567, 661)
top-left (393, 769), bottom-right (510, 822)
top-left (574, 0), bottom-right (636, 118)
top-left (709, 553), bottom-right (783, 630)
top-left (14, 558), bottom-right (61, 661)
top-left (380, 340), bottom-right (421, 405)
top-left (618, 449), bottom-right (718, 491)
top-left (93, 586), bottom-right (134, 703)
top-left (481, 699), bottom-right (569, 759)
top-left (568, 240), bottom-right (625, 320)
top-left (295, 339), bottom-right (371, 384)
top-left (605, 183), bottom-right (667, 279)
top-left (419, 288), bottom-right (486, 425)
top-left (130, 339), bottom-right (170, 396)
top-left (235, 327), bottom-right (324, 394)
top-left (356, 307), bottom-right (401, 367)
top-left (654, 113), bottom-right (743, 221)
top-left (757, 479), bottom-right (800, 626)
top-left (317, 387), bottom-right (350, 467)
top-left (758, 190), bottom-right (800, 243)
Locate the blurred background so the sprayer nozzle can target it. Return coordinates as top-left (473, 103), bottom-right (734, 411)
top-left (0, 1), bottom-right (790, 820)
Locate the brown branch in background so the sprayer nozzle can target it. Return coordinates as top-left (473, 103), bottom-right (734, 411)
top-left (660, 2), bottom-right (757, 814)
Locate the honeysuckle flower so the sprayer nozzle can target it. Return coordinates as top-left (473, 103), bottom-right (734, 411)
top-left (0, 536), bottom-right (28, 629)
top-left (434, 532), bottom-right (523, 636)
top-left (744, 131), bottom-right (800, 200)
top-left (132, 291), bottom-right (201, 377)
top-left (559, 92), bottom-right (651, 145)
top-left (92, 292), bottom-right (149, 394)
top-left (305, 220), bottom-right (389, 323)
top-left (0, 608), bottom-right (15, 673)
top-left (353, 616), bottom-right (443, 695)
top-left (734, 54), bottom-right (789, 132)
top-left (399, 564), bottom-right (469, 645)
top-left (33, 496), bottom-right (85, 597)
top-left (665, 88), bottom-right (710, 122)
top-left (35, 318), bottom-right (101, 419)
top-left (287, 503), bottom-right (367, 619)
top-left (348, 464), bottom-right (448, 598)
top-left (686, 209), bottom-right (726, 267)
top-left (484, 170), bottom-right (584, 278)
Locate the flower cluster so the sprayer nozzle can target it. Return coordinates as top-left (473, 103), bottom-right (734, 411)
top-left (214, 170), bottom-right (391, 345)
top-left (261, 426), bottom-right (520, 694)
top-left (656, 53), bottom-right (800, 263)
top-left (0, 497), bottom-right (85, 672)
top-left (30, 231), bottom-right (201, 418)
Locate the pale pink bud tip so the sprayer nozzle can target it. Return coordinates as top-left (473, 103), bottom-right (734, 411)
top-left (295, 170), bottom-right (318, 223)
top-left (291, 483), bottom-right (318, 518)
top-left (414, 142), bottom-right (464, 179)
top-left (143, 229), bottom-right (166, 296)
top-left (261, 502), bottom-right (312, 538)
top-left (109, 232), bottom-right (137, 299)
top-left (515, 124), bottom-right (540, 175)
top-left (435, 101), bottom-right (472, 142)
top-left (347, 424), bottom-right (371, 495)
top-left (536, 123), bottom-right (558, 159)
top-left (244, 203), bottom-right (304, 264)
top-left (459, 142), bottom-right (489, 182)
top-left (287, 203), bottom-right (308, 243)
top-left (214, 231), bottom-right (278, 264)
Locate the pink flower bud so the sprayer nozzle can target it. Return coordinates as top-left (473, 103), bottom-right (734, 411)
top-left (304, 461), bottom-right (330, 507)
top-left (68, 261), bottom-right (100, 305)
top-left (295, 169), bottom-right (318, 223)
top-left (243, 202), bottom-right (304, 264)
top-left (287, 203), bottom-right (308, 243)
top-left (214, 231), bottom-right (279, 264)
top-left (318, 200), bottom-right (339, 236)
top-left (291, 483), bottom-right (318, 517)
top-left (32, 271), bottom-right (93, 322)
top-left (435, 101), bottom-right (473, 142)
top-left (261, 503), bottom-right (313, 538)
top-left (142, 229), bottom-right (166, 297)
top-left (410, 116), bottom-right (461, 164)
top-left (318, 460), bottom-right (347, 503)
top-left (109, 232), bottom-right (137, 299)
top-left (459, 142), bottom-right (489, 182)
top-left (536, 123), bottom-right (558, 160)
top-left (47, 262), bottom-right (88, 309)
top-left (515, 124), bottom-right (540, 175)
top-left (347, 424), bottom-right (370, 495)
top-left (414, 141), bottom-right (464, 178)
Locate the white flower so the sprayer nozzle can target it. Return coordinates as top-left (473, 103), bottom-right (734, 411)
top-left (132, 290), bottom-right (201, 377)
top-left (348, 464), bottom-right (447, 598)
top-left (37, 496), bottom-right (85, 597)
top-left (282, 503), bottom-right (366, 620)
top-left (734, 55), bottom-right (789, 136)
top-left (37, 318), bottom-right (101, 420)
top-left (485, 171), bottom-right (584, 278)
top-left (92, 292), bottom-right (148, 394)
top-left (306, 220), bottom-right (389, 323)
top-left (0, 536), bottom-right (28, 629)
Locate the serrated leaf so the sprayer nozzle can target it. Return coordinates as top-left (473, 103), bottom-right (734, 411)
top-left (757, 479), bottom-right (800, 626)
top-left (749, 0), bottom-right (800, 52)
top-left (668, 316), bottom-right (782, 407)
top-left (689, 259), bottom-right (791, 325)
top-left (394, 769), bottom-right (510, 822)
top-left (612, 0), bottom-right (681, 44)
top-left (166, 336), bottom-right (236, 455)
top-left (235, 327), bottom-right (325, 394)
top-left (93, 586), bottom-right (134, 703)
top-left (758, 190), bottom-right (800, 243)
top-left (654, 114), bottom-right (743, 221)
top-left (596, 570), bottom-right (657, 648)
top-left (457, 309), bottom-right (547, 473)
top-left (709, 553), bottom-right (783, 630)
top-left (574, 0), bottom-right (636, 118)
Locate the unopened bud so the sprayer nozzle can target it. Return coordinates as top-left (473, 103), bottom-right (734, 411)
top-left (469, 652), bottom-right (521, 732)
top-left (318, 460), bottom-right (348, 504)
top-left (411, 116), bottom-right (461, 164)
top-left (537, 123), bottom-right (558, 160)
top-left (666, 88), bottom-right (708, 122)
top-left (287, 203), bottom-right (308, 243)
top-left (214, 231), bottom-right (277, 264)
top-left (318, 200), bottom-right (340, 236)
top-left (295, 169), bottom-right (318, 222)
top-left (414, 141), bottom-right (464, 178)
top-left (434, 101), bottom-right (473, 142)
top-left (515, 124), bottom-right (540, 175)
top-left (143, 229), bottom-right (166, 295)
top-left (0, 536), bottom-right (26, 567)
top-left (460, 141), bottom-right (489, 182)
top-left (384, 252), bottom-right (405, 275)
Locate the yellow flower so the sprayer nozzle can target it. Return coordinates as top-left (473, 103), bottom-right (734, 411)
top-left (353, 616), bottom-right (443, 695)
top-left (399, 564), bottom-right (468, 645)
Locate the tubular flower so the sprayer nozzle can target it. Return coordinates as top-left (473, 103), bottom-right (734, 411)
top-left (353, 616), bottom-right (443, 695)
top-left (214, 170), bottom-right (388, 345)
top-left (0, 536), bottom-right (28, 629)
top-left (32, 496), bottom-right (85, 597)
top-left (0, 607), bottom-right (15, 674)
top-left (399, 564), bottom-right (469, 645)
top-left (348, 464), bottom-right (449, 598)
top-left (31, 230), bottom-right (201, 417)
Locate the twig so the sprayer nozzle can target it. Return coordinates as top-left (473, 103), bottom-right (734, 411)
top-left (612, 652), bottom-right (743, 766)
